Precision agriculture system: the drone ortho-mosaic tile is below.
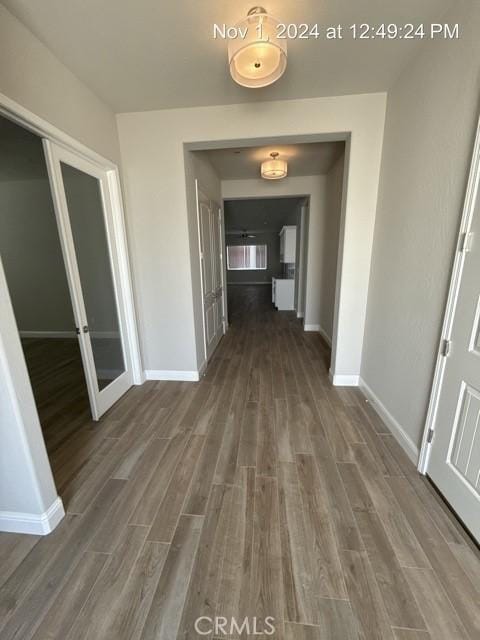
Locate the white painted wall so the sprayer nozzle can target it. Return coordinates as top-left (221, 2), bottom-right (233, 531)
top-left (361, 0), bottom-right (480, 454)
top-left (0, 257), bottom-right (64, 532)
top-left (117, 93), bottom-right (386, 380)
top-left (0, 6), bottom-right (122, 533)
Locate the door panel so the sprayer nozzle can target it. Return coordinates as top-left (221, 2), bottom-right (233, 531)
top-left (60, 163), bottom-right (126, 391)
top-left (197, 187), bottom-right (224, 362)
top-left (43, 141), bottom-right (133, 419)
top-left (428, 165), bottom-right (480, 541)
top-left (199, 201), bottom-right (214, 296)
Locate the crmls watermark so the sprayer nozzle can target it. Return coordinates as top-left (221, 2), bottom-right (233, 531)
top-left (194, 616), bottom-right (276, 636)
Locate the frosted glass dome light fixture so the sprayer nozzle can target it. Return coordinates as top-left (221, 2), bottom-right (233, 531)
top-left (261, 152), bottom-right (288, 180)
top-left (228, 7), bottom-right (287, 88)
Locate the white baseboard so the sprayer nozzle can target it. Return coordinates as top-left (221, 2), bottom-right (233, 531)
top-left (0, 496), bottom-right (65, 535)
top-left (318, 327), bottom-right (332, 347)
top-left (329, 371), bottom-right (360, 387)
top-left (19, 330), bottom-right (76, 339)
top-left (145, 369), bottom-right (200, 382)
top-left (304, 324), bottom-right (332, 347)
top-left (359, 377), bottom-right (419, 464)
top-left (296, 312), bottom-right (304, 319)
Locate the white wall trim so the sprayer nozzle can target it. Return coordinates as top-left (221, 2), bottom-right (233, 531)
top-left (0, 92), bottom-right (116, 168)
top-left (0, 496), bottom-right (65, 535)
top-left (329, 372), bottom-right (360, 387)
top-left (359, 377), bottom-right (419, 465)
top-left (296, 312), bottom-right (304, 319)
top-left (145, 369), bottom-right (200, 382)
top-left (304, 323), bottom-right (321, 331)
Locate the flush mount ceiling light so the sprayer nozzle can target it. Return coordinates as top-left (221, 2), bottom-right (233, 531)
top-left (261, 152), bottom-right (288, 180)
top-left (228, 7), bottom-right (287, 88)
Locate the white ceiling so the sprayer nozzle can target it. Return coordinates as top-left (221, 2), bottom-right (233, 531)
top-left (203, 141), bottom-right (345, 179)
top-left (2, 0), bottom-right (454, 112)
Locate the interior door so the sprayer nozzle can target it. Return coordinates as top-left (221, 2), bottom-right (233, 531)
top-left (43, 141), bottom-right (133, 419)
top-left (427, 179), bottom-right (480, 541)
top-left (197, 188), bottom-right (224, 362)
top-left (212, 204), bottom-right (225, 338)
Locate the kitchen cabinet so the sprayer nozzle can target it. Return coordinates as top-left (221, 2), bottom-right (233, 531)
top-left (279, 225), bottom-right (297, 263)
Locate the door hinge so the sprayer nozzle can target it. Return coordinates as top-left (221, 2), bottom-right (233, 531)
top-left (460, 231), bottom-right (473, 253)
top-left (441, 338), bottom-right (451, 357)
top-left (427, 428), bottom-right (435, 444)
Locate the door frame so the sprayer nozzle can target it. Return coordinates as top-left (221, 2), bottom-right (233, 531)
top-left (419, 114), bottom-right (480, 474)
top-left (0, 92), bottom-right (142, 531)
top-left (0, 92), bottom-right (143, 386)
top-left (43, 140), bottom-right (135, 419)
top-left (195, 180), bottom-right (226, 369)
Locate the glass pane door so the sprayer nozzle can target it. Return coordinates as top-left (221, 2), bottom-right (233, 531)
top-left (43, 141), bottom-right (133, 420)
top-left (60, 163), bottom-right (125, 390)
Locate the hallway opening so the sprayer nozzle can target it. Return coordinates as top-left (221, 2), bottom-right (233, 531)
top-left (189, 138), bottom-right (346, 378)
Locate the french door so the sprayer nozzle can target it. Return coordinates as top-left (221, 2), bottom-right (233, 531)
top-left (197, 185), bottom-right (225, 362)
top-left (43, 141), bottom-right (133, 419)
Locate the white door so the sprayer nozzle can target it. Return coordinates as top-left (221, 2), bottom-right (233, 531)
top-left (197, 186), bottom-right (224, 362)
top-left (212, 204), bottom-right (225, 339)
top-left (43, 141), bottom-right (133, 419)
top-left (426, 146), bottom-right (480, 541)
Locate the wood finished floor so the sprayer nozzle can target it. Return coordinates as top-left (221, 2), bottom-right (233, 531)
top-left (1, 285), bottom-right (479, 639)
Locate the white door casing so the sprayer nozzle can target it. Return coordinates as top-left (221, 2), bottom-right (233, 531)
top-left (420, 117), bottom-right (480, 541)
top-left (43, 140), bottom-right (134, 419)
top-left (196, 182), bottom-right (225, 365)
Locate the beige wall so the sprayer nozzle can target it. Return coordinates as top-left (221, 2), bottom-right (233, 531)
top-left (117, 93), bottom-right (386, 378)
top-left (0, 4), bottom-right (121, 162)
top-left (361, 0), bottom-right (480, 455)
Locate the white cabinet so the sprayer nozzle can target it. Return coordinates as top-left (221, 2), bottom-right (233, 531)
top-left (279, 225), bottom-right (297, 263)
top-left (272, 277), bottom-right (295, 310)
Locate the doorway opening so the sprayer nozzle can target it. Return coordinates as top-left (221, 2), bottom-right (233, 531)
top-left (0, 113), bottom-right (140, 515)
top-left (189, 139), bottom-right (346, 376)
top-left (0, 114), bottom-right (92, 441)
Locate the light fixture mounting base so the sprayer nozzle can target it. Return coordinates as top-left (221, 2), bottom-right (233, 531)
top-left (247, 6), bottom-right (267, 16)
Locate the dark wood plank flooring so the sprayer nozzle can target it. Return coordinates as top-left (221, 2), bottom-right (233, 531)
top-left (0, 285), bottom-right (479, 639)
